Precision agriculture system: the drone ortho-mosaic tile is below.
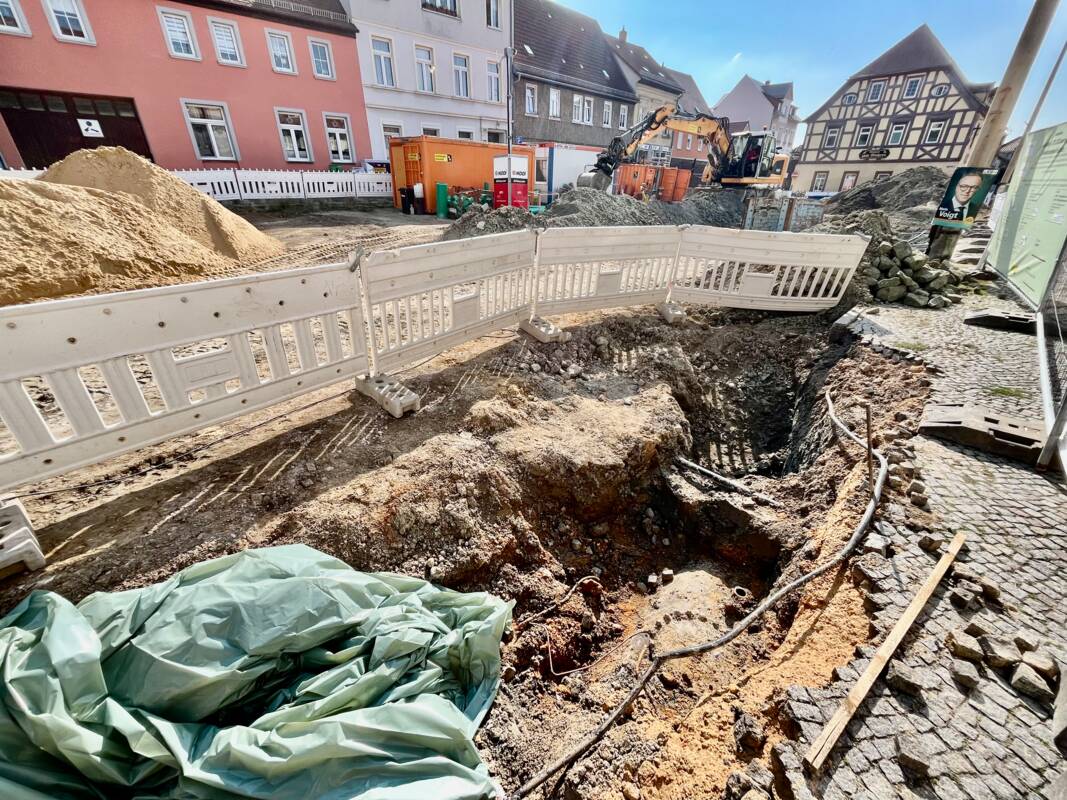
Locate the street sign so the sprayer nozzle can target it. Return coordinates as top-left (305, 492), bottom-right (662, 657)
top-left (78, 119), bottom-right (104, 138)
top-left (859, 148), bottom-right (890, 161)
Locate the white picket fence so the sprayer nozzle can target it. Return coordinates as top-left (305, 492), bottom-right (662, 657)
top-left (0, 167), bottom-right (392, 202)
top-left (0, 226), bottom-right (867, 494)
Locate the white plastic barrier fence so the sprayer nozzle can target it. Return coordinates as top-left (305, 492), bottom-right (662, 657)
top-left (534, 226), bottom-right (680, 315)
top-left (235, 169), bottom-right (306, 201)
top-left (361, 231), bottom-right (538, 374)
top-left (0, 264), bottom-right (367, 491)
top-left (0, 167), bottom-right (393, 201)
top-left (172, 169), bottom-right (242, 201)
top-left (0, 225), bottom-right (866, 495)
top-left (301, 170), bottom-right (356, 199)
top-left (0, 169), bottom-right (44, 181)
top-left (670, 227), bottom-right (869, 312)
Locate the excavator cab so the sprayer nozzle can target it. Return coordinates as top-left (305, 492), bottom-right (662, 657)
top-left (719, 131), bottom-right (788, 186)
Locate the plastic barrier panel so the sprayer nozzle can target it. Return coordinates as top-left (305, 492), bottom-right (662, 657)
top-left (235, 169), bottom-right (306, 200)
top-left (671, 226), bottom-right (868, 312)
top-left (355, 174), bottom-right (394, 197)
top-left (302, 170), bottom-right (357, 199)
top-left (173, 168), bottom-right (241, 201)
top-left (534, 226), bottom-right (678, 316)
top-left (360, 230), bottom-right (537, 374)
top-left (0, 264), bottom-right (368, 492)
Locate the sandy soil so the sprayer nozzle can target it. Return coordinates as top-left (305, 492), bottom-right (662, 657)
top-left (0, 286), bottom-right (933, 798)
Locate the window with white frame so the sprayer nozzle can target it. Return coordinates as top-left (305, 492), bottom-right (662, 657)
top-left (487, 61), bottom-right (501, 101)
top-left (485, 0), bottom-right (499, 28)
top-left (811, 171), bottom-right (828, 192)
top-left (182, 101), bottom-right (236, 160)
top-left (823, 126), bottom-right (841, 149)
top-left (855, 124), bottom-right (873, 148)
top-left (415, 45), bottom-right (435, 93)
top-left (686, 134), bottom-right (693, 149)
top-left (44, 0), bottom-right (92, 43)
top-left (903, 76), bottom-right (923, 99)
top-left (457, 129), bottom-right (474, 139)
top-left (924, 119), bottom-right (946, 144)
top-left (276, 109), bottom-right (311, 161)
top-left (0, 0), bottom-right (29, 35)
top-left (267, 30), bottom-right (296, 73)
top-left (618, 105), bottom-right (628, 129)
top-left (887, 122), bottom-right (907, 146)
top-left (309, 38), bottom-right (334, 79)
top-left (602, 101), bottom-right (612, 127)
top-left (697, 137), bottom-right (702, 152)
top-left (158, 8), bottom-right (199, 59)
top-left (582, 96), bottom-right (592, 125)
top-left (866, 80), bottom-right (885, 102)
top-left (931, 84), bottom-right (949, 97)
top-left (324, 114), bottom-right (353, 162)
top-left (525, 84), bottom-right (537, 115)
top-left (422, 126), bottom-right (440, 136)
top-left (842, 92), bottom-right (857, 105)
top-left (209, 18), bottom-right (243, 66)
top-left (675, 131), bottom-right (684, 148)
top-left (423, 0), bottom-right (458, 16)
top-left (453, 54), bottom-right (470, 97)
top-left (382, 122), bottom-right (402, 141)
top-left (372, 37), bottom-right (394, 86)
top-left (548, 87), bottom-right (560, 118)
top-left (572, 94), bottom-right (581, 123)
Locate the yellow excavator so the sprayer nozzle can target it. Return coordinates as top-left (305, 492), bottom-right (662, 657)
top-left (576, 103), bottom-right (789, 191)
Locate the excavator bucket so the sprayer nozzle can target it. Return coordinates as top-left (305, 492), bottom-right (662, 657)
top-left (576, 168), bottom-right (612, 191)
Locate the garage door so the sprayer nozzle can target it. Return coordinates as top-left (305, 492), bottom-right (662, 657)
top-left (0, 87), bottom-right (153, 168)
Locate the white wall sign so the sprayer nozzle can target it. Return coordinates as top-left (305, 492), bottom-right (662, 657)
top-left (78, 119), bottom-right (104, 138)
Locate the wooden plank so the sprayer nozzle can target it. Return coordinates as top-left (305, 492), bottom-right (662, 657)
top-left (804, 532), bottom-right (967, 772)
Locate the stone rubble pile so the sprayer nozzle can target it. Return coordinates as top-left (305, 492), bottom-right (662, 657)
top-left (857, 238), bottom-right (969, 309)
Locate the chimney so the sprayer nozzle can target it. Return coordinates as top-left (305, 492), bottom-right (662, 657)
top-left (619, 27), bottom-right (627, 43)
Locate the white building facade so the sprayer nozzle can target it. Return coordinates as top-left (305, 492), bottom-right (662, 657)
top-left (343, 0), bottom-right (510, 159)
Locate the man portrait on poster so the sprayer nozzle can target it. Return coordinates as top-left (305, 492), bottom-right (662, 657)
top-left (932, 167), bottom-right (1001, 229)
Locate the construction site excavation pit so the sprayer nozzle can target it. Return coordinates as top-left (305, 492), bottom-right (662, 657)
top-left (1, 303), bottom-right (936, 800)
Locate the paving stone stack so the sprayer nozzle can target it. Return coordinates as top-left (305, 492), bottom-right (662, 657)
top-left (858, 239), bottom-right (967, 309)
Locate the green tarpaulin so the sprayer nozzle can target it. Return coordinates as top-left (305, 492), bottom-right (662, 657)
top-left (0, 545), bottom-right (512, 799)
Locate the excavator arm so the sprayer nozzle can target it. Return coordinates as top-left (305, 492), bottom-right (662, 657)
top-left (577, 104), bottom-right (733, 190)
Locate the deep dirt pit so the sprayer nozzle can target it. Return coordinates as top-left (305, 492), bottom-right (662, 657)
top-left (0, 304), bottom-right (932, 799)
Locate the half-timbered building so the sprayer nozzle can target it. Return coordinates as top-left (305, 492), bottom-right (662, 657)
top-left (793, 25), bottom-right (994, 194)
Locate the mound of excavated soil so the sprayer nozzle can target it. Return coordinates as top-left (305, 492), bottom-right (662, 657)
top-left (0, 179), bottom-right (236, 306)
top-left (444, 187), bottom-right (746, 240)
top-left (823, 166), bottom-right (947, 216)
top-left (41, 147), bottom-right (282, 263)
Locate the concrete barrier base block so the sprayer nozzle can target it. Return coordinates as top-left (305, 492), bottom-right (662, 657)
top-left (0, 499), bottom-right (45, 579)
top-left (520, 316), bottom-right (569, 343)
top-left (355, 375), bottom-right (421, 418)
top-left (657, 302), bottom-right (686, 324)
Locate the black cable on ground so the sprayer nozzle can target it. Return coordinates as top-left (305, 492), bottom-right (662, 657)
top-left (513, 391), bottom-right (888, 798)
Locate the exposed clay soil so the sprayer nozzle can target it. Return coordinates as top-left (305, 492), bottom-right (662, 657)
top-left (0, 296), bottom-right (933, 798)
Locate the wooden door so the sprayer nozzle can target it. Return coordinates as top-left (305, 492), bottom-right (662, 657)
top-left (0, 87), bottom-right (152, 168)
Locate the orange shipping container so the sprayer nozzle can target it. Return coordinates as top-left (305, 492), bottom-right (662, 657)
top-left (387, 136), bottom-right (535, 215)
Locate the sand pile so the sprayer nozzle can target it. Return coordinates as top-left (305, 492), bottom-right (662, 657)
top-left (0, 179), bottom-right (238, 305)
top-left (41, 147), bottom-right (282, 262)
top-left (823, 166), bottom-right (946, 216)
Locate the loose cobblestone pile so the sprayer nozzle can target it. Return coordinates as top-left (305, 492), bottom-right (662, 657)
top-left (766, 289), bottom-right (1066, 800)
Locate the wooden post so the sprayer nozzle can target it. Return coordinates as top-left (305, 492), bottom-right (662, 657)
top-left (805, 532), bottom-right (967, 771)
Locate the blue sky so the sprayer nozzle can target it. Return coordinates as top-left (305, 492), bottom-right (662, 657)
top-left (558, 0), bottom-right (1067, 143)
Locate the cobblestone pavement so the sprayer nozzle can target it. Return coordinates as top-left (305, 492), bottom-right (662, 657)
top-left (774, 287), bottom-right (1066, 800)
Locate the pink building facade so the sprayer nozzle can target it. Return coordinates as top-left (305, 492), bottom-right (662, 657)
top-left (0, 0), bottom-right (372, 170)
